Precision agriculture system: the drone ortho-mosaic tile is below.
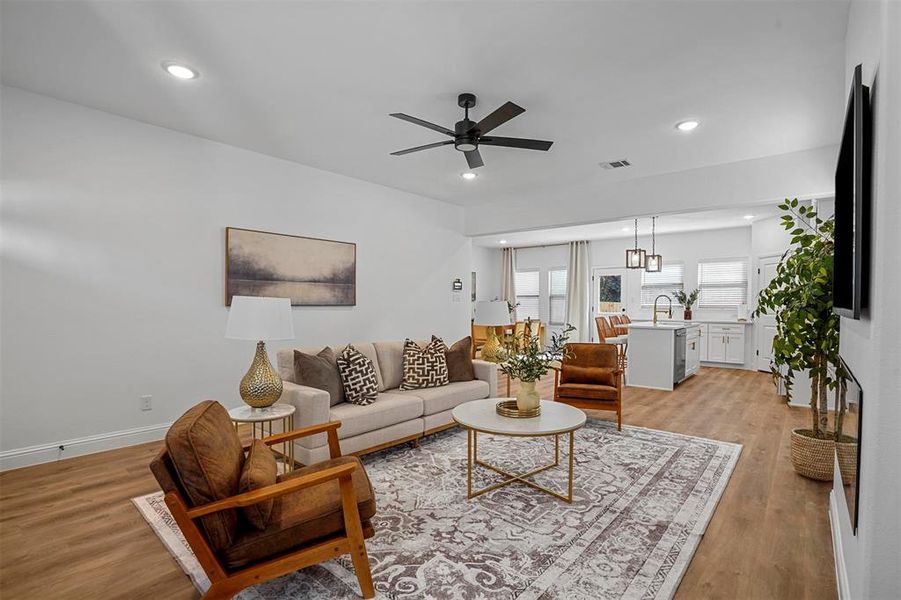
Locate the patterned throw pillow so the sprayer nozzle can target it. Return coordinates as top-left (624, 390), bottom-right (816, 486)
top-left (337, 344), bottom-right (379, 406)
top-left (400, 337), bottom-right (449, 390)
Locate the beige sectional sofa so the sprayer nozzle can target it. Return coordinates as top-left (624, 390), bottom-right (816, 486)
top-left (276, 341), bottom-right (498, 464)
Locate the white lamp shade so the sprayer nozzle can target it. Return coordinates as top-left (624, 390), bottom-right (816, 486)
top-left (474, 300), bottom-right (511, 326)
top-left (226, 296), bottom-right (295, 341)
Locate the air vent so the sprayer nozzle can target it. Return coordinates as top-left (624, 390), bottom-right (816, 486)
top-left (599, 159), bottom-right (631, 170)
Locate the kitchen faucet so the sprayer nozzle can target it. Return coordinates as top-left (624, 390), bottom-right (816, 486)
top-left (653, 294), bottom-right (673, 325)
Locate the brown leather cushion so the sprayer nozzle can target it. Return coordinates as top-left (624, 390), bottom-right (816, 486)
top-left (565, 343), bottom-right (619, 368)
top-left (443, 336), bottom-right (475, 382)
top-left (239, 440), bottom-right (278, 530)
top-left (557, 383), bottom-right (620, 401)
top-left (294, 347), bottom-right (344, 406)
top-left (165, 401), bottom-right (245, 551)
top-left (560, 365), bottom-right (615, 386)
top-left (221, 455), bottom-right (377, 570)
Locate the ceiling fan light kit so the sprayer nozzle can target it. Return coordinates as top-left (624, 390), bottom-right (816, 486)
top-left (390, 93), bottom-right (553, 169)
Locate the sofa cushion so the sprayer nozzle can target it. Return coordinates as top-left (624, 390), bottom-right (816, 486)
top-left (560, 365), bottom-right (615, 386)
top-left (279, 343), bottom-right (384, 390)
top-left (397, 380), bottom-right (490, 416)
top-left (444, 336), bottom-right (475, 382)
top-left (557, 382), bottom-right (619, 401)
top-left (400, 338), bottom-right (449, 390)
top-left (337, 345), bottom-right (379, 406)
top-left (293, 347), bottom-right (345, 406)
top-left (329, 393), bottom-right (424, 439)
top-left (373, 340), bottom-right (405, 391)
top-left (221, 456), bottom-right (376, 570)
top-left (165, 400), bottom-right (245, 551)
top-left (239, 440), bottom-right (278, 530)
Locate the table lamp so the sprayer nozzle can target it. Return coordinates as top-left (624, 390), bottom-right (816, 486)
top-left (226, 296), bottom-right (295, 408)
top-left (474, 300), bottom-right (511, 363)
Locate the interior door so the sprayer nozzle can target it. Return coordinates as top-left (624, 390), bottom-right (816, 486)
top-left (590, 267), bottom-right (627, 342)
top-left (755, 255), bottom-right (781, 371)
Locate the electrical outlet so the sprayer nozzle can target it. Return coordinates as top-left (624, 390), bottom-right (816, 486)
top-left (140, 395), bottom-right (153, 411)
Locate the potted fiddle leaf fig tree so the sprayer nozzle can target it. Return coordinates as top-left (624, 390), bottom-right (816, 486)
top-left (755, 199), bottom-right (854, 481)
top-left (500, 320), bottom-right (575, 411)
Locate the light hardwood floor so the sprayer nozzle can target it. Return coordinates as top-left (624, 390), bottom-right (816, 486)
top-left (0, 367), bottom-right (836, 599)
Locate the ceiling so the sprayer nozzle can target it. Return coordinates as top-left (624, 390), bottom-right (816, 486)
top-left (1, 1), bottom-right (849, 208)
top-left (471, 205), bottom-right (782, 247)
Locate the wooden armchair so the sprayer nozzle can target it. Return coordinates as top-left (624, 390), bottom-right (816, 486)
top-left (150, 401), bottom-right (376, 599)
top-left (553, 343), bottom-right (623, 430)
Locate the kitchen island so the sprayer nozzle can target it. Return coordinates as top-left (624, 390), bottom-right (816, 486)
top-left (625, 322), bottom-right (701, 391)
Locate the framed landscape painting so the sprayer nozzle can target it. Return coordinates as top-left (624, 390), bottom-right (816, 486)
top-left (225, 227), bottom-right (356, 306)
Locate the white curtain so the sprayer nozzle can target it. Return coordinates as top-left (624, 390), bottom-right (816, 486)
top-left (564, 241), bottom-right (591, 342)
top-left (501, 247), bottom-right (517, 322)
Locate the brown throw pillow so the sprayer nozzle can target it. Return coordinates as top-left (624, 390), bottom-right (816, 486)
top-left (294, 347), bottom-right (344, 406)
top-left (442, 336), bottom-right (475, 382)
top-left (239, 440), bottom-right (278, 530)
top-left (561, 365), bottom-right (616, 386)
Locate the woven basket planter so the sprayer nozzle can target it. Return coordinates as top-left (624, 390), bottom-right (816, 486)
top-left (835, 438), bottom-right (859, 485)
top-left (790, 429), bottom-right (835, 481)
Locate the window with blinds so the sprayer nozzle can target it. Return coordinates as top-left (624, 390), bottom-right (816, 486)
top-left (640, 262), bottom-right (685, 306)
top-left (549, 268), bottom-right (567, 325)
top-left (515, 270), bottom-right (540, 321)
top-left (698, 259), bottom-right (749, 307)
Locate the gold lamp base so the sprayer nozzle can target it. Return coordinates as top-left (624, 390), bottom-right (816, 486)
top-left (240, 341), bottom-right (283, 408)
top-left (480, 328), bottom-right (503, 363)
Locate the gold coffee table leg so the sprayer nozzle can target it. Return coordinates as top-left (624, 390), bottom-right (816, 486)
top-left (465, 430), bottom-right (576, 503)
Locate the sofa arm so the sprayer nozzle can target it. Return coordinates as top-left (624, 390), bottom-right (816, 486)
top-left (472, 359), bottom-right (498, 398)
top-left (278, 381), bottom-right (331, 449)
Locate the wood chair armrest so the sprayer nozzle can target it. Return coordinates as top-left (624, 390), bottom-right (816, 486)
top-left (260, 421), bottom-right (341, 446)
top-left (185, 462), bottom-right (357, 519)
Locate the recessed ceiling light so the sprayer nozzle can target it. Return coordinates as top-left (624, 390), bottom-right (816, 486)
top-left (743, 214), bottom-right (755, 220)
top-left (162, 61), bottom-right (198, 80)
top-left (621, 227), bottom-right (630, 232)
top-left (499, 240), bottom-right (507, 245)
top-left (675, 120), bottom-right (699, 132)
top-left (461, 172), bottom-right (477, 180)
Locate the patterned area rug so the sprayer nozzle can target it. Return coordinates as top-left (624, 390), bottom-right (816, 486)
top-left (133, 421), bottom-right (740, 599)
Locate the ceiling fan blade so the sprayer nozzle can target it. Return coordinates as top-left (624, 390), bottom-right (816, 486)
top-left (479, 136), bottom-right (554, 151)
top-left (464, 149), bottom-right (484, 169)
top-left (390, 140), bottom-right (454, 156)
top-left (469, 101), bottom-right (525, 135)
top-left (389, 113), bottom-right (455, 137)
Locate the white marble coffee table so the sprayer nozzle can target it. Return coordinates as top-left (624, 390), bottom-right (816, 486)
top-left (452, 398), bottom-right (586, 502)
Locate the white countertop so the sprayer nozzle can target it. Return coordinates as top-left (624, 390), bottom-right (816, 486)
top-left (626, 322), bottom-right (701, 330)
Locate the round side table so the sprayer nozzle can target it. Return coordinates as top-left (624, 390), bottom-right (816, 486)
top-left (228, 404), bottom-right (296, 474)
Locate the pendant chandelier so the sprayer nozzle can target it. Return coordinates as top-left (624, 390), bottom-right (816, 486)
top-left (646, 216), bottom-right (663, 272)
top-left (625, 218), bottom-right (646, 269)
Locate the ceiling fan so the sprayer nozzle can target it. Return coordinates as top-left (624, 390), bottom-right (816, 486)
top-left (389, 93), bottom-right (553, 169)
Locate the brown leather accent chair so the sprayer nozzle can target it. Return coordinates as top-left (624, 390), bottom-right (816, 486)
top-left (553, 343), bottom-right (623, 430)
top-left (150, 400), bottom-right (376, 599)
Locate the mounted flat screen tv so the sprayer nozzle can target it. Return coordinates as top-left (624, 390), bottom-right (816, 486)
top-left (833, 64), bottom-right (871, 319)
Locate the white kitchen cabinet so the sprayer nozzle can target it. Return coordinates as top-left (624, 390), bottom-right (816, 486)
top-left (705, 324), bottom-right (745, 364)
top-left (686, 331), bottom-right (701, 376)
top-left (698, 324), bottom-right (709, 361)
top-left (725, 333), bottom-right (745, 363)
top-left (707, 332), bottom-right (727, 362)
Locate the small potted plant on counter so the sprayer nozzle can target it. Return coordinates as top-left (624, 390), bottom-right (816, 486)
top-left (673, 289), bottom-right (699, 320)
top-left (755, 199), bottom-right (854, 481)
top-left (500, 320), bottom-right (575, 411)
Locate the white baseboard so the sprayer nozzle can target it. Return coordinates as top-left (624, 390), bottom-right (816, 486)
top-left (0, 422), bottom-right (171, 472)
top-left (829, 490), bottom-right (852, 600)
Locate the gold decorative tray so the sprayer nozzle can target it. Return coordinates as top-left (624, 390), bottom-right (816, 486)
top-left (495, 400), bottom-right (541, 418)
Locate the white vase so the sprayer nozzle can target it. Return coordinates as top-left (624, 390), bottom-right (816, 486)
top-left (516, 380), bottom-right (540, 411)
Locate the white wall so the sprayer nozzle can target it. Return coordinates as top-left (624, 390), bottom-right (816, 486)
top-left (471, 246), bottom-right (501, 303)
top-left (0, 87), bottom-right (473, 467)
top-left (832, 1), bottom-right (901, 597)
